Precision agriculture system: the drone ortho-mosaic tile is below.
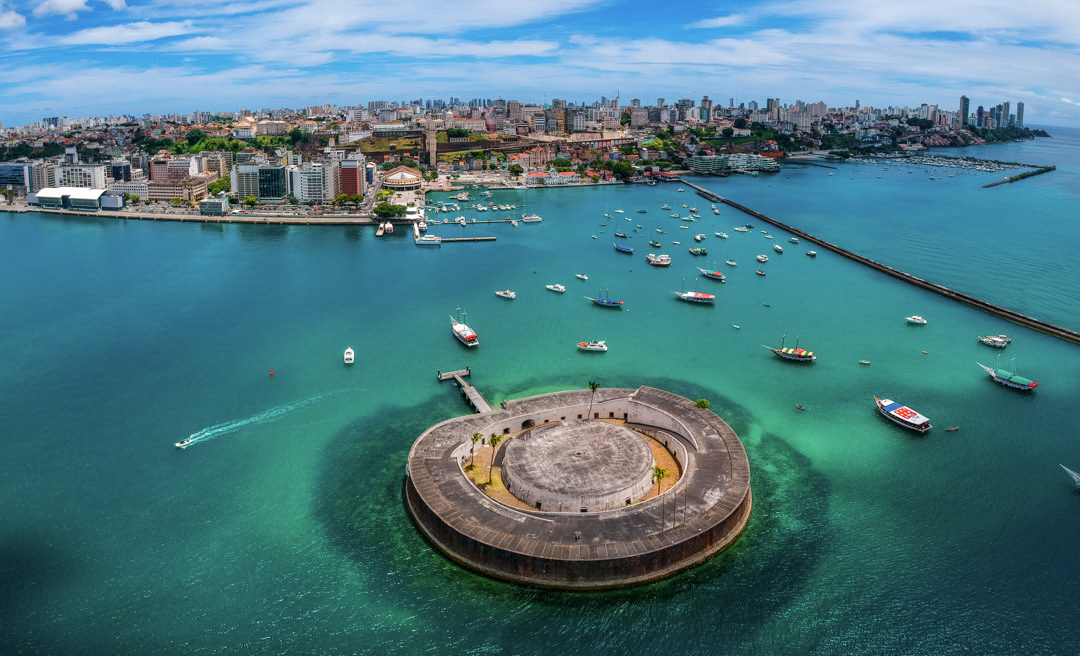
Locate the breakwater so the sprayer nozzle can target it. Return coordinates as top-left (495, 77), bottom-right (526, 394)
top-left (983, 165), bottom-right (1056, 188)
top-left (682, 179), bottom-right (1080, 345)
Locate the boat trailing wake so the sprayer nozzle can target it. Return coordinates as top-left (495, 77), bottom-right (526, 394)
top-left (178, 391), bottom-right (341, 448)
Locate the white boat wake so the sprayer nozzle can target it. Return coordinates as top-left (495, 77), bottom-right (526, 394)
top-left (177, 391), bottom-right (340, 448)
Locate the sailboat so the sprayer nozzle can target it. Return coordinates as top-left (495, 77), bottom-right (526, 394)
top-left (763, 334), bottom-right (816, 362)
top-left (1060, 464), bottom-right (1080, 488)
top-left (976, 356), bottom-right (1038, 390)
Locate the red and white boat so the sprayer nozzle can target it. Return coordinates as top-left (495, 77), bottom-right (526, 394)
top-left (495, 290), bottom-right (515, 299)
top-left (673, 290), bottom-right (715, 303)
top-left (646, 253), bottom-right (672, 266)
top-left (451, 311), bottom-right (478, 347)
top-left (577, 340), bottom-right (608, 352)
top-left (875, 397), bottom-right (932, 433)
top-left (697, 267), bottom-right (726, 282)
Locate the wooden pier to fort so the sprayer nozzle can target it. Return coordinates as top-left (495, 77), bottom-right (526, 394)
top-left (437, 368), bottom-right (493, 413)
top-left (680, 178), bottom-right (1080, 346)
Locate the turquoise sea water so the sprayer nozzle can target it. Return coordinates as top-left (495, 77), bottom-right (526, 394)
top-left (3, 128), bottom-right (1079, 655)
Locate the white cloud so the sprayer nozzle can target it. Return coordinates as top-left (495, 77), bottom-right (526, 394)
top-left (0, 6), bottom-right (25, 29)
top-left (57, 20), bottom-right (194, 44)
top-left (685, 14), bottom-right (749, 29)
top-left (104, 0), bottom-right (127, 8)
top-left (33, 0), bottom-right (91, 18)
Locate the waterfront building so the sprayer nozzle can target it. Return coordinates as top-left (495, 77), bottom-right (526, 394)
top-left (288, 161), bottom-right (340, 203)
top-left (109, 161), bottom-right (132, 182)
top-left (57, 164), bottom-right (107, 189)
top-left (381, 165), bottom-right (422, 191)
top-left (340, 157), bottom-right (366, 196)
top-left (1016, 102), bottom-right (1024, 128)
top-left (199, 194), bottom-right (230, 216)
top-left (147, 176), bottom-right (209, 203)
top-left (108, 181), bottom-right (149, 198)
top-left (33, 186), bottom-right (106, 210)
top-left (0, 162), bottom-right (32, 193)
top-left (31, 162), bottom-right (57, 192)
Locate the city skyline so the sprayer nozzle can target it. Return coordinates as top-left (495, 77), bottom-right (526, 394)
top-left (1, 0), bottom-right (1078, 127)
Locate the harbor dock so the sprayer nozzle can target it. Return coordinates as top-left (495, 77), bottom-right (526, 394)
top-left (437, 368), bottom-right (493, 413)
top-left (681, 179), bottom-right (1080, 345)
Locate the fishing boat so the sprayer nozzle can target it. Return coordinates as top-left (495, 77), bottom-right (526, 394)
top-left (175, 438), bottom-right (194, 449)
top-left (451, 310), bottom-right (478, 347)
top-left (614, 232), bottom-right (629, 238)
top-left (755, 270), bottom-right (766, 276)
top-left (725, 260), bottom-right (737, 266)
top-left (495, 290), bottom-right (516, 299)
top-left (671, 287), bottom-right (714, 304)
top-left (716, 232), bottom-right (729, 239)
top-left (906, 315), bottom-right (927, 325)
top-left (646, 253), bottom-right (672, 266)
top-left (689, 247), bottom-right (707, 256)
top-left (763, 335), bottom-right (816, 362)
top-left (614, 243), bottom-right (634, 254)
top-left (977, 359), bottom-right (1038, 390)
top-left (756, 254), bottom-right (769, 263)
top-left (977, 334), bottom-right (1011, 348)
top-left (874, 397), bottom-right (932, 433)
top-left (806, 250), bottom-right (818, 257)
top-left (576, 274), bottom-right (589, 281)
top-left (773, 244), bottom-right (784, 253)
top-left (344, 347), bottom-right (354, 365)
top-left (1060, 464), bottom-right (1080, 488)
top-left (546, 284), bottom-right (566, 293)
top-left (697, 267), bottom-right (726, 282)
top-left (520, 214), bottom-right (542, 223)
top-left (577, 340), bottom-right (608, 352)
top-left (649, 240), bottom-right (661, 247)
top-left (415, 234), bottom-right (442, 246)
top-left (586, 292), bottom-right (625, 308)
top-left (945, 426), bottom-right (959, 432)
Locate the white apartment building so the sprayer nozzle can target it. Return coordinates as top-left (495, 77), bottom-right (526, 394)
top-left (57, 164), bottom-right (107, 189)
top-left (108, 181), bottom-right (150, 198)
top-left (287, 161), bottom-right (340, 203)
top-left (231, 164), bottom-right (261, 198)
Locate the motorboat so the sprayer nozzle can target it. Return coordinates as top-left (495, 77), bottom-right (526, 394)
top-left (614, 209), bottom-right (625, 214)
top-left (977, 335), bottom-right (1011, 348)
top-left (495, 290), bottom-right (516, 300)
top-left (755, 270), bottom-right (766, 276)
top-left (734, 226), bottom-right (749, 232)
top-left (694, 234), bottom-right (706, 242)
top-left (646, 253), bottom-right (672, 266)
top-left (175, 438), bottom-right (194, 449)
top-left (614, 232), bottom-right (629, 238)
top-left (725, 260), bottom-right (737, 266)
top-left (875, 397), bottom-right (932, 432)
top-left (789, 237), bottom-right (799, 244)
top-left (806, 250), bottom-right (818, 257)
top-left (451, 311), bottom-right (478, 347)
top-left (520, 214), bottom-right (542, 223)
top-left (344, 347), bottom-right (355, 365)
top-left (764, 235), bottom-right (774, 240)
top-left (906, 315), bottom-right (927, 325)
top-left (756, 254), bottom-right (769, 263)
top-left (673, 289), bottom-right (715, 303)
top-left (661, 204), bottom-right (671, 210)
top-left (637, 209), bottom-right (647, 214)
top-left (688, 247), bottom-right (707, 256)
top-left (678, 187), bottom-right (685, 192)
top-left (716, 232), bottom-right (729, 239)
top-left (577, 340), bottom-right (608, 352)
top-left (649, 240), bottom-right (661, 247)
top-left (384, 222), bottom-right (394, 233)
top-left (415, 234), bottom-right (442, 246)
top-left (576, 274), bottom-right (589, 280)
top-left (546, 284), bottom-right (566, 293)
top-left (773, 244), bottom-right (784, 253)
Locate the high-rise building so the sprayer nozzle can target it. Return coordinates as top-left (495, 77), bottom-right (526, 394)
top-left (1001, 101), bottom-right (1011, 127)
top-left (976, 105), bottom-right (985, 127)
top-left (959, 96), bottom-right (970, 125)
top-left (1016, 102), bottom-right (1024, 128)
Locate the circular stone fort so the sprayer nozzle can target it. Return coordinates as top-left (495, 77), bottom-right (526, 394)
top-left (405, 386), bottom-right (752, 589)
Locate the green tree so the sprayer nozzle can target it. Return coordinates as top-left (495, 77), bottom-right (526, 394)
top-left (588, 380), bottom-right (600, 418)
top-left (695, 399), bottom-right (710, 409)
top-left (334, 193), bottom-right (349, 206)
top-left (651, 465), bottom-right (670, 498)
top-left (487, 434), bottom-right (503, 484)
top-left (722, 127), bottom-right (734, 138)
top-left (207, 177), bottom-right (231, 195)
top-left (288, 195), bottom-right (298, 204)
top-left (446, 128), bottom-right (469, 139)
top-left (471, 432), bottom-right (483, 467)
top-left (243, 195), bottom-right (257, 207)
top-left (186, 128), bottom-right (205, 145)
top-left (350, 193), bottom-right (364, 206)
top-left (130, 194), bottom-right (140, 204)
top-left (610, 161), bottom-right (636, 180)
top-left (733, 118), bottom-right (748, 129)
top-left (373, 202), bottom-right (407, 217)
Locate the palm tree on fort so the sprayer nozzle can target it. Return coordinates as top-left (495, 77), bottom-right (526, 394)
top-left (651, 465), bottom-right (670, 498)
top-left (487, 434), bottom-right (504, 485)
top-left (470, 432), bottom-right (483, 466)
top-left (587, 380), bottom-right (600, 418)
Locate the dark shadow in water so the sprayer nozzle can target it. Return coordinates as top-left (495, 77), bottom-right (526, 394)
top-left (236, 223), bottom-right (290, 241)
top-left (199, 221), bottom-right (225, 234)
top-left (0, 529), bottom-right (79, 651)
top-left (342, 225), bottom-right (367, 243)
top-left (312, 375), bottom-right (834, 654)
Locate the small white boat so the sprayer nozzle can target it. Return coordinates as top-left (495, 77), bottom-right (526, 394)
top-left (615, 209), bottom-right (625, 214)
top-left (695, 234), bottom-right (706, 242)
top-left (576, 274), bottom-right (589, 280)
top-left (175, 438), bottom-right (194, 449)
top-left (756, 254), bottom-right (769, 263)
top-left (789, 237), bottom-right (799, 244)
top-left (678, 188), bottom-right (685, 192)
top-left (495, 290), bottom-right (516, 299)
top-left (734, 226), bottom-right (749, 232)
top-left (906, 315), bottom-right (927, 325)
top-left (344, 347), bottom-right (354, 365)
top-left (716, 232), bottom-right (729, 239)
top-left (725, 260), bottom-right (737, 266)
top-left (764, 235), bottom-right (774, 240)
top-left (546, 284), bottom-right (566, 293)
top-left (577, 340), bottom-right (608, 352)
top-left (773, 244), bottom-right (784, 253)
top-left (806, 250), bottom-right (817, 257)
top-left (977, 334), bottom-right (1011, 348)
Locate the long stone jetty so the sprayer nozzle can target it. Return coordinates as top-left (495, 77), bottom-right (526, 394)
top-left (681, 179), bottom-right (1080, 345)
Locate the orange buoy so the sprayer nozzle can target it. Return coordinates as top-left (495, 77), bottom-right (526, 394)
top-left (269, 371), bottom-right (275, 376)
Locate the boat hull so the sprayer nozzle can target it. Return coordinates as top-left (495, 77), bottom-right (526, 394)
top-left (875, 397), bottom-right (931, 432)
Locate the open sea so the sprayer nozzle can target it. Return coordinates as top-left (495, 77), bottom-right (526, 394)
top-left (3, 127), bottom-right (1079, 655)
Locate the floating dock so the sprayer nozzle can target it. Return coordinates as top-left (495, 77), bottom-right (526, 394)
top-left (680, 179), bottom-right (1080, 345)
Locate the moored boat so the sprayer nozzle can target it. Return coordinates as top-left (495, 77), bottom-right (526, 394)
top-left (451, 311), bottom-right (478, 347)
top-left (545, 283), bottom-right (566, 293)
top-left (875, 397), bottom-right (932, 433)
top-left (614, 243), bottom-right (634, 254)
top-left (734, 226), bottom-right (749, 232)
top-left (906, 315), bottom-right (927, 325)
top-left (978, 334), bottom-right (1011, 348)
top-left (576, 274), bottom-right (588, 280)
top-left (344, 347), bottom-right (354, 364)
top-left (495, 290), bottom-right (516, 299)
top-left (646, 253), bottom-right (672, 266)
top-left (756, 254), bottom-right (769, 263)
top-left (806, 250), bottom-right (817, 257)
top-left (415, 234), bottom-right (442, 246)
top-left (586, 292), bottom-right (625, 308)
top-left (773, 244), bottom-right (784, 253)
top-left (755, 270), bottom-right (766, 276)
top-left (649, 240), bottom-right (661, 247)
top-left (716, 232), bottom-right (729, 239)
top-left (763, 336), bottom-right (816, 362)
top-left (577, 340), bottom-right (608, 352)
top-left (725, 259), bottom-right (737, 266)
top-left (689, 247), bottom-right (707, 256)
top-left (614, 232), bottom-right (629, 238)
top-left (789, 237), bottom-right (799, 243)
top-left (698, 267), bottom-right (726, 281)
top-left (1061, 464), bottom-right (1080, 488)
top-left (977, 360), bottom-right (1038, 390)
top-left (520, 214), bottom-right (542, 223)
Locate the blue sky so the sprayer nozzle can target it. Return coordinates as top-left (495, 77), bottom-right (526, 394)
top-left (1, 0), bottom-right (1078, 127)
